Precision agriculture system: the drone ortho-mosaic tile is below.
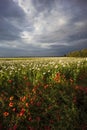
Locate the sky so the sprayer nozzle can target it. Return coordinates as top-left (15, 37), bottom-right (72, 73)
top-left (0, 0), bottom-right (87, 57)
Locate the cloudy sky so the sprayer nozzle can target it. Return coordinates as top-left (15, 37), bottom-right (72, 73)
top-left (0, 0), bottom-right (87, 57)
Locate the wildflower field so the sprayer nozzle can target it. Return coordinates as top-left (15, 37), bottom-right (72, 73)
top-left (0, 57), bottom-right (87, 130)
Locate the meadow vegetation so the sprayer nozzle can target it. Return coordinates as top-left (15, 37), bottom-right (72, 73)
top-left (0, 57), bottom-right (87, 130)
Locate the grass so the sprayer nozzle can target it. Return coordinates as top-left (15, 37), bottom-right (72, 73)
top-left (0, 57), bottom-right (87, 130)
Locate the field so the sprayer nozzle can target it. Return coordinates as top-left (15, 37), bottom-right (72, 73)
top-left (0, 57), bottom-right (87, 130)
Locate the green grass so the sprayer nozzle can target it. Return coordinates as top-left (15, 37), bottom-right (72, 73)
top-left (0, 57), bottom-right (87, 130)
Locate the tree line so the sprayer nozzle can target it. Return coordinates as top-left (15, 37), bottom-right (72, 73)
top-left (66, 49), bottom-right (87, 57)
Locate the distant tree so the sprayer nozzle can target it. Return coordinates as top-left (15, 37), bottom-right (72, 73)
top-left (81, 49), bottom-right (87, 57)
top-left (67, 49), bottom-right (87, 57)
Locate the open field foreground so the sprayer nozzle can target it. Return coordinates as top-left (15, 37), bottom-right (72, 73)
top-left (0, 57), bottom-right (87, 130)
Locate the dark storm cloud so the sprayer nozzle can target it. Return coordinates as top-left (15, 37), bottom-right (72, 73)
top-left (0, 17), bottom-right (21, 41)
top-left (49, 40), bottom-right (87, 56)
top-left (67, 31), bottom-right (87, 43)
top-left (32, 0), bottom-right (87, 43)
top-left (0, 0), bottom-right (25, 41)
top-left (0, 0), bottom-right (87, 57)
top-left (0, 0), bottom-right (25, 18)
top-left (66, 0), bottom-right (87, 24)
top-left (0, 45), bottom-right (51, 57)
top-left (0, 46), bottom-right (31, 57)
top-left (32, 0), bottom-right (54, 12)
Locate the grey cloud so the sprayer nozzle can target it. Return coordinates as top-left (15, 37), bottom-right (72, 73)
top-left (0, 0), bottom-right (25, 18)
top-left (32, 0), bottom-right (54, 12)
top-left (0, 45), bottom-right (50, 57)
top-left (0, 47), bottom-right (29, 57)
top-left (49, 40), bottom-right (87, 56)
top-left (0, 0), bottom-right (87, 57)
top-left (0, 0), bottom-right (26, 42)
top-left (31, 0), bottom-right (87, 42)
top-left (68, 32), bottom-right (87, 43)
top-left (0, 17), bottom-right (21, 41)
